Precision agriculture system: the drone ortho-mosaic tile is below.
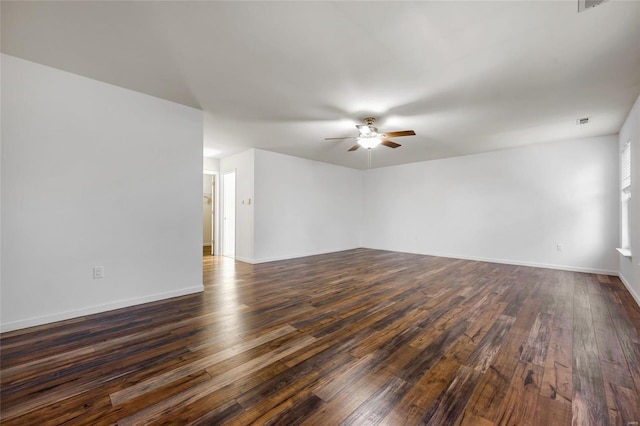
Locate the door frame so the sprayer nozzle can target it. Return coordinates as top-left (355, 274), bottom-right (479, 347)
top-left (203, 171), bottom-right (218, 255)
top-left (222, 169), bottom-right (237, 259)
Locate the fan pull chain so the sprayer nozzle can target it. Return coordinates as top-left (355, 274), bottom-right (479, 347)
top-left (368, 148), bottom-right (372, 169)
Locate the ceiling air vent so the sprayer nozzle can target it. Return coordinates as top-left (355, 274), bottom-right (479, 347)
top-left (578, 0), bottom-right (609, 13)
top-left (576, 117), bottom-right (590, 125)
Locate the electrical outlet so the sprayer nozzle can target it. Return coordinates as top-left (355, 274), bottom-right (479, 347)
top-left (93, 266), bottom-right (104, 279)
top-left (556, 244), bottom-right (564, 252)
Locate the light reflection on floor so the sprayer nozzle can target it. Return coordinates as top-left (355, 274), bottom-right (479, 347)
top-left (203, 255), bottom-right (246, 344)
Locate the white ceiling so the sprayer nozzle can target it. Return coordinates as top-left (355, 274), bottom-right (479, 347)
top-left (2, 1), bottom-right (639, 169)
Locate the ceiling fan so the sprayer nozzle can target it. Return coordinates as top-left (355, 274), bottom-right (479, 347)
top-left (325, 117), bottom-right (416, 151)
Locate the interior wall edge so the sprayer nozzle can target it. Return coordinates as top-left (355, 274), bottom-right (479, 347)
top-left (618, 272), bottom-right (640, 308)
top-left (233, 256), bottom-right (257, 265)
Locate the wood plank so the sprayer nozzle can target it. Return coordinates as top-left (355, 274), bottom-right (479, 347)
top-left (340, 376), bottom-right (410, 425)
top-left (262, 393), bottom-right (324, 426)
top-left (464, 315), bottom-right (516, 373)
top-left (233, 350), bottom-right (353, 422)
top-left (381, 336), bottom-right (474, 425)
top-left (465, 312), bottom-right (533, 420)
top-left (301, 366), bottom-right (396, 425)
top-left (422, 315), bottom-right (515, 425)
top-left (520, 312), bottom-right (553, 366)
top-left (572, 274), bottom-right (610, 426)
top-left (493, 362), bottom-right (544, 426)
top-left (143, 361), bottom-right (290, 426)
top-left (110, 324), bottom-right (297, 405)
top-left (423, 365), bottom-right (483, 425)
top-left (604, 381), bottom-right (640, 426)
top-left (117, 335), bottom-right (317, 425)
top-left (539, 323), bottom-right (573, 404)
top-left (534, 393), bottom-right (572, 426)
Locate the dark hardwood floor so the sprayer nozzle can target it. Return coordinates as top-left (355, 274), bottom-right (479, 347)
top-left (1, 249), bottom-right (639, 425)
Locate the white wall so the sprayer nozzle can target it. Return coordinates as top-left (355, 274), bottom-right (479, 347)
top-left (253, 150), bottom-right (361, 262)
top-left (0, 55), bottom-right (3, 309)
top-left (220, 149), bottom-right (255, 262)
top-left (203, 157), bottom-right (220, 173)
top-left (1, 55), bottom-right (204, 332)
top-left (619, 94), bottom-right (640, 301)
top-left (361, 136), bottom-right (619, 275)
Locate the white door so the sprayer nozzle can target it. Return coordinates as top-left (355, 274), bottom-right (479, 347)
top-left (222, 171), bottom-right (236, 258)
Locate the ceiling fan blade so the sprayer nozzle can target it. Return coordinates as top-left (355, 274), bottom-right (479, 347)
top-left (325, 136), bottom-right (357, 140)
top-left (383, 130), bottom-right (415, 138)
top-left (381, 140), bottom-right (401, 148)
top-left (348, 144), bottom-right (360, 152)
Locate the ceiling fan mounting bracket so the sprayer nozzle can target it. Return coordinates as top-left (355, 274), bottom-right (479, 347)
top-left (363, 117), bottom-right (376, 125)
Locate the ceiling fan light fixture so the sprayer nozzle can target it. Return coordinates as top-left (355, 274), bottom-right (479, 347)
top-left (325, 117), bottom-right (415, 153)
top-left (358, 136), bottom-right (382, 149)
top-left (357, 125), bottom-right (372, 135)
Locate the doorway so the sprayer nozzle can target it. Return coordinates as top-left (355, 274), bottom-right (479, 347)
top-left (203, 173), bottom-right (215, 255)
top-left (222, 170), bottom-right (236, 258)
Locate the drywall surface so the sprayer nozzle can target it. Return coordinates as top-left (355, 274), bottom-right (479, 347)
top-left (361, 135), bottom-right (619, 274)
top-left (1, 55), bottom-right (203, 331)
top-left (203, 157), bottom-right (220, 173)
top-left (220, 149), bottom-right (255, 263)
top-left (619, 94), bottom-right (640, 301)
top-left (253, 150), bottom-right (361, 262)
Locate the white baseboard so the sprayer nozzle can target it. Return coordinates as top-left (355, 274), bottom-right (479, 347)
top-left (361, 246), bottom-right (618, 276)
top-left (618, 273), bottom-right (640, 308)
top-left (452, 255), bottom-right (617, 276)
top-left (238, 246), bottom-right (618, 275)
top-left (0, 285), bottom-right (204, 333)
top-left (238, 247), bottom-right (360, 265)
